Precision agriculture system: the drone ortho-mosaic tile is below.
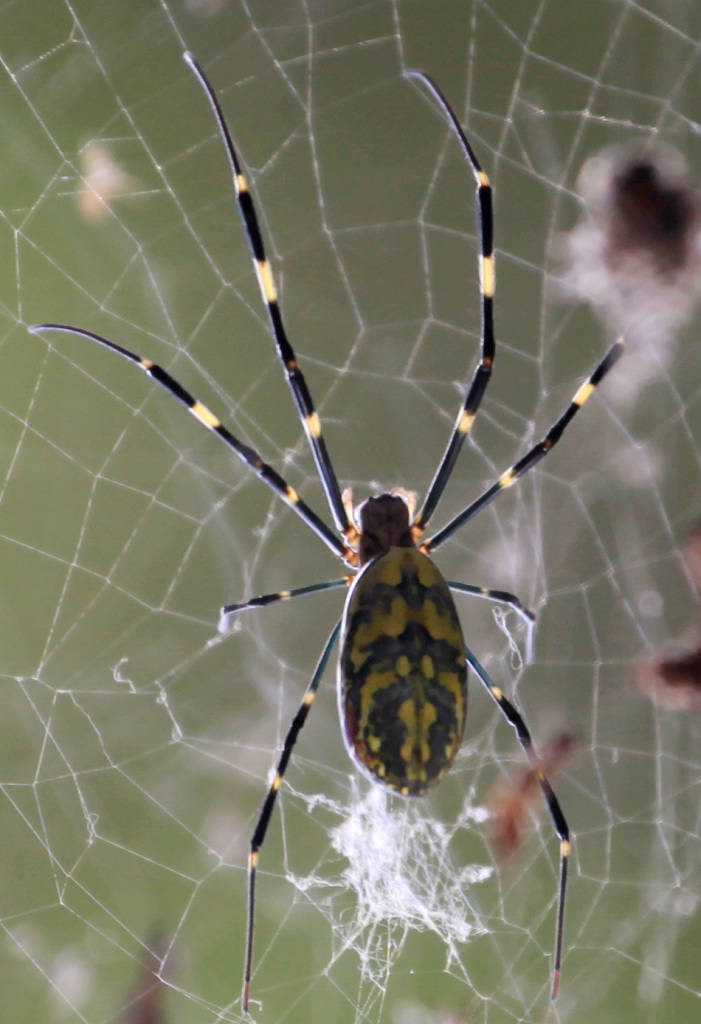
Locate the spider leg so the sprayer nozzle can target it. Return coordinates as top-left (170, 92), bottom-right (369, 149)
top-left (184, 53), bottom-right (351, 539)
top-left (243, 618), bottom-right (342, 1012)
top-left (448, 582), bottom-right (535, 662)
top-left (29, 324), bottom-right (348, 561)
top-left (219, 576), bottom-right (352, 633)
top-left (405, 71), bottom-right (495, 533)
top-left (463, 644), bottom-right (568, 1000)
top-left (424, 337), bottom-right (625, 553)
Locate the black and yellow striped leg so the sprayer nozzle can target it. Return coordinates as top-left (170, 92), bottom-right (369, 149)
top-left (183, 53), bottom-right (351, 538)
top-left (219, 576), bottom-right (352, 633)
top-left (405, 71), bottom-right (495, 532)
top-left (463, 644), bottom-right (569, 1000)
top-left (243, 618), bottom-right (342, 1013)
top-left (30, 323), bottom-right (348, 561)
top-left (425, 337), bottom-right (625, 553)
top-left (448, 582), bottom-right (536, 662)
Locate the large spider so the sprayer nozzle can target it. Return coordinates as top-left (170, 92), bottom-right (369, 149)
top-left (31, 53), bottom-right (624, 1011)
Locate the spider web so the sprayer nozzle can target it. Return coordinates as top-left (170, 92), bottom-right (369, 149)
top-left (1, 1), bottom-right (700, 1022)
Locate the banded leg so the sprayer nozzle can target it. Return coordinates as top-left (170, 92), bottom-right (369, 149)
top-left (243, 619), bottom-right (342, 1012)
top-left (184, 53), bottom-right (351, 538)
top-left (463, 644), bottom-right (569, 1001)
top-left (30, 324), bottom-right (348, 561)
top-left (425, 337), bottom-right (625, 553)
top-left (405, 71), bottom-right (495, 533)
top-left (448, 582), bottom-right (536, 663)
top-left (219, 576), bottom-right (352, 633)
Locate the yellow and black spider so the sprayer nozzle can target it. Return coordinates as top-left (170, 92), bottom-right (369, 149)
top-left (31, 54), bottom-right (624, 1012)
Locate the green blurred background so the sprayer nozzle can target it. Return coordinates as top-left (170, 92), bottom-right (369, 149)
top-left (0, 1), bottom-right (699, 1022)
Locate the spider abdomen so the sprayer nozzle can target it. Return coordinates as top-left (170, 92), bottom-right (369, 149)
top-left (339, 547), bottom-right (467, 796)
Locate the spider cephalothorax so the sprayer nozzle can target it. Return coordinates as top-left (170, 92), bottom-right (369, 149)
top-left (355, 491), bottom-right (415, 564)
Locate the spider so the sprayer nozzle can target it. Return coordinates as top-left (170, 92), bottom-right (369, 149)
top-left (31, 54), bottom-right (624, 1012)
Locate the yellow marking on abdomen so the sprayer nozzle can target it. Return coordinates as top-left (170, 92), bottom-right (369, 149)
top-left (257, 260), bottom-right (278, 303)
top-left (191, 401), bottom-right (220, 429)
top-left (376, 554), bottom-right (404, 586)
top-left (438, 669), bottom-right (465, 706)
top-left (396, 655), bottom-right (411, 677)
top-left (236, 173), bottom-right (247, 194)
top-left (416, 553), bottom-right (444, 588)
top-left (561, 838), bottom-right (570, 857)
top-left (285, 485), bottom-right (299, 504)
top-left (353, 667), bottom-right (395, 700)
top-left (140, 358), bottom-right (154, 370)
top-left (353, 596), bottom-right (409, 652)
top-left (478, 171), bottom-right (490, 188)
top-left (423, 598), bottom-right (464, 646)
top-left (572, 379), bottom-right (595, 406)
top-left (420, 654), bottom-right (434, 678)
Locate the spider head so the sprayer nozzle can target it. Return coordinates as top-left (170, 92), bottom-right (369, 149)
top-left (354, 490), bottom-right (416, 565)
